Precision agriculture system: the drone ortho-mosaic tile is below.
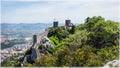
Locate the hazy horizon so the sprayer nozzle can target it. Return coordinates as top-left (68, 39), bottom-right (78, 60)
top-left (1, 0), bottom-right (119, 23)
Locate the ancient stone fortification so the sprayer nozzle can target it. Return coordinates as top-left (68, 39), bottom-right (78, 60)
top-left (53, 21), bottom-right (58, 28)
top-left (28, 19), bottom-right (74, 62)
top-left (32, 19), bottom-right (73, 47)
top-left (30, 29), bottom-right (49, 62)
top-left (65, 19), bottom-right (73, 29)
top-left (33, 34), bottom-right (41, 45)
top-left (32, 29), bottom-right (49, 46)
top-left (53, 19), bottom-right (73, 29)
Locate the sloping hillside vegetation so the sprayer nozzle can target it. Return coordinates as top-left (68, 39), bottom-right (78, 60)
top-left (32, 16), bottom-right (119, 67)
top-left (2, 16), bottom-right (119, 67)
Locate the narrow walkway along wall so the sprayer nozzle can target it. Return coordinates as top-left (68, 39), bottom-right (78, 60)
top-left (29, 29), bottom-right (49, 62)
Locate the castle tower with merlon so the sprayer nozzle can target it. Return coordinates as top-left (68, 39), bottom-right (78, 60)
top-left (65, 19), bottom-right (73, 29)
top-left (53, 21), bottom-right (58, 28)
top-left (33, 34), bottom-right (41, 45)
top-left (65, 19), bottom-right (71, 27)
top-left (33, 35), bottom-right (37, 45)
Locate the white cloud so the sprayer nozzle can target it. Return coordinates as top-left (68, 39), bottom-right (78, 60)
top-left (1, 0), bottom-right (119, 23)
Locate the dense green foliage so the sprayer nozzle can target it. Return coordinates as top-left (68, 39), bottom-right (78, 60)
top-left (1, 57), bottom-right (21, 67)
top-left (38, 16), bottom-right (118, 67)
top-left (48, 26), bottom-right (70, 41)
top-left (2, 16), bottom-right (119, 67)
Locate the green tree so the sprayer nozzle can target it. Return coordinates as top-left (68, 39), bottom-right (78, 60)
top-left (97, 45), bottom-right (119, 64)
top-left (64, 29), bottom-right (88, 50)
top-left (56, 46), bottom-right (72, 66)
top-left (69, 25), bottom-right (76, 34)
top-left (72, 45), bottom-right (102, 67)
top-left (33, 54), bottom-right (57, 67)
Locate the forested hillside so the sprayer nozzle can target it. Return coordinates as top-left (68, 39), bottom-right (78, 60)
top-left (33, 16), bottom-right (119, 67)
top-left (2, 16), bottom-right (119, 67)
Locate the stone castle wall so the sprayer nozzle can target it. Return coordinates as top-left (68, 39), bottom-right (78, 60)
top-left (33, 29), bottom-right (49, 46)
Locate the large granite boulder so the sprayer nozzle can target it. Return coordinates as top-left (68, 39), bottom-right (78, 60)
top-left (40, 36), bottom-right (54, 54)
top-left (30, 48), bottom-right (37, 62)
top-left (41, 36), bottom-right (54, 49)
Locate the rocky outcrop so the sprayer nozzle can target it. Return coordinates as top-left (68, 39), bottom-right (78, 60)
top-left (22, 30), bottom-right (51, 63)
top-left (23, 48), bottom-right (37, 63)
top-left (104, 59), bottom-right (120, 67)
top-left (30, 48), bottom-right (37, 62)
top-left (42, 36), bottom-right (54, 48)
top-left (40, 36), bottom-right (54, 54)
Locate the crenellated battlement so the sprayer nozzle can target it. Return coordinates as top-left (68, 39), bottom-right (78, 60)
top-left (33, 35), bottom-right (41, 45)
top-left (33, 19), bottom-right (73, 46)
top-left (32, 29), bottom-right (49, 46)
top-left (52, 19), bottom-right (73, 29)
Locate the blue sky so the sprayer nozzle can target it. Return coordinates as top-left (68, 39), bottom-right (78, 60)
top-left (1, 0), bottom-right (120, 23)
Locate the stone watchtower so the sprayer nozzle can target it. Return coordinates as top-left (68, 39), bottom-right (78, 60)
top-left (33, 34), bottom-right (41, 46)
top-left (33, 35), bottom-right (37, 45)
top-left (53, 21), bottom-right (58, 28)
top-left (65, 19), bottom-right (72, 29)
top-left (65, 20), bottom-right (71, 26)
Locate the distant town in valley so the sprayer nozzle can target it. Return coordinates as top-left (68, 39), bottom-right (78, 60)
top-left (0, 19), bottom-right (75, 64)
top-left (1, 23), bottom-right (53, 63)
